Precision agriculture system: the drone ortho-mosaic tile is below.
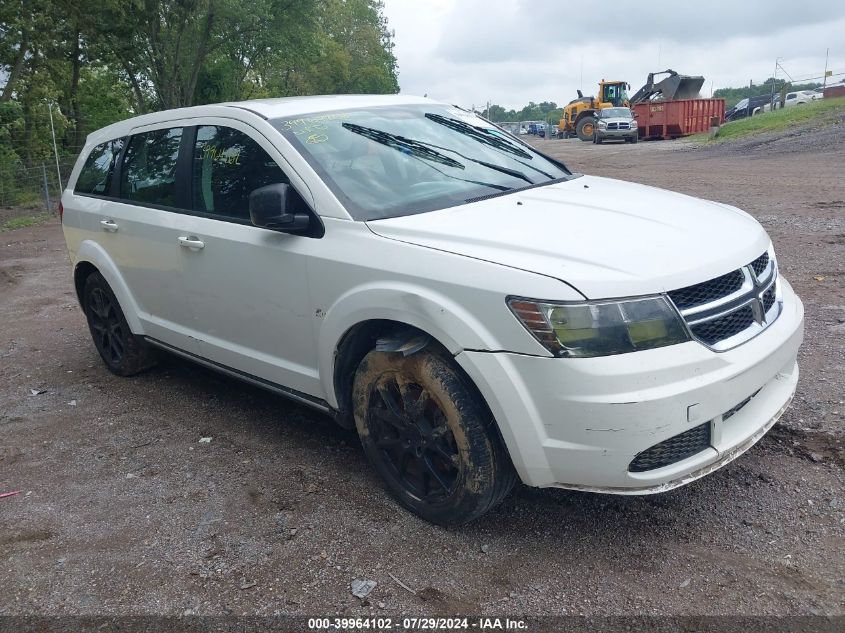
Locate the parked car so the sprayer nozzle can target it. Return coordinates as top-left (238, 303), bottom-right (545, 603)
top-left (62, 95), bottom-right (803, 525)
top-left (784, 91), bottom-right (815, 107)
top-left (593, 107), bottom-right (638, 144)
top-left (725, 95), bottom-right (773, 121)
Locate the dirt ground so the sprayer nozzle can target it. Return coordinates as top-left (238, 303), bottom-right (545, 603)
top-left (1, 128), bottom-right (843, 619)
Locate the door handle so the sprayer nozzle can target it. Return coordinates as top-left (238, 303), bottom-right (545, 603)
top-left (99, 219), bottom-right (118, 232)
top-left (178, 236), bottom-right (205, 250)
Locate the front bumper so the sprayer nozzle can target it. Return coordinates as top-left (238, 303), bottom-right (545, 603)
top-left (597, 128), bottom-right (637, 139)
top-left (456, 277), bottom-right (804, 492)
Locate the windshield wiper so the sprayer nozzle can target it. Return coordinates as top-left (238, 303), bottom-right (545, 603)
top-left (342, 122), bottom-right (464, 169)
top-left (424, 113), bottom-right (533, 160)
top-left (424, 113), bottom-right (560, 180)
top-left (410, 139), bottom-right (534, 185)
top-left (342, 123), bottom-right (512, 192)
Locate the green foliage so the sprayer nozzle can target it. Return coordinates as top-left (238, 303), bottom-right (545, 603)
top-left (693, 97), bottom-right (845, 143)
top-left (0, 213), bottom-right (53, 232)
top-left (482, 101), bottom-right (562, 124)
top-left (0, 0), bottom-right (399, 157)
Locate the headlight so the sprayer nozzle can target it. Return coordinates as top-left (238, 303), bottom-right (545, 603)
top-left (598, 121), bottom-right (607, 129)
top-left (630, 120), bottom-right (638, 129)
top-left (508, 296), bottom-right (689, 358)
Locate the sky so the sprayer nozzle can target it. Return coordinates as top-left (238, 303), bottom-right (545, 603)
top-left (380, 0), bottom-right (845, 111)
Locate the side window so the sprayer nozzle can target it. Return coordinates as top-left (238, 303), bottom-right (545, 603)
top-left (75, 139), bottom-right (124, 195)
top-left (192, 125), bottom-right (289, 220)
top-left (120, 127), bottom-right (183, 207)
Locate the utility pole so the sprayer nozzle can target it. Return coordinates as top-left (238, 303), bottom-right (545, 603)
top-left (771, 58), bottom-right (778, 109)
top-left (823, 48), bottom-right (830, 89)
top-left (748, 79), bottom-right (753, 118)
top-left (48, 102), bottom-right (63, 197)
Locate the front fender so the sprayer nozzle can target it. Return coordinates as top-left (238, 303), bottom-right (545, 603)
top-left (74, 239), bottom-right (144, 335)
top-left (317, 282), bottom-right (505, 408)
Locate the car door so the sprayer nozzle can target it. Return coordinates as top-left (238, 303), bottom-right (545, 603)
top-left (175, 120), bottom-right (322, 398)
top-left (105, 125), bottom-right (200, 354)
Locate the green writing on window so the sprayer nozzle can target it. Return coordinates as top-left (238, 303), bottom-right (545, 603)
top-left (202, 144), bottom-right (241, 165)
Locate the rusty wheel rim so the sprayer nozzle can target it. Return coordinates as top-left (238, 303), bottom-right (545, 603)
top-left (368, 375), bottom-right (461, 502)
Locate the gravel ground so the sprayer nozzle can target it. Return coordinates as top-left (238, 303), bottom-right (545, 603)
top-left (1, 129), bottom-right (843, 619)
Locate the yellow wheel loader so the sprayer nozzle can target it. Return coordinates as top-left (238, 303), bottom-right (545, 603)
top-left (559, 70), bottom-right (704, 141)
top-left (559, 80), bottom-right (630, 141)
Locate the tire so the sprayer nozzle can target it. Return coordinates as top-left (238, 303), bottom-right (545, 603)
top-left (82, 272), bottom-right (156, 376)
top-left (595, 134), bottom-right (603, 144)
top-left (630, 135), bottom-right (638, 144)
top-left (352, 348), bottom-right (516, 526)
top-left (576, 116), bottom-right (596, 142)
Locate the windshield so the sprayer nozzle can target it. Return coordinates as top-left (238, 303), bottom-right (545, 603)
top-left (599, 108), bottom-right (631, 118)
top-left (271, 104), bottom-right (573, 220)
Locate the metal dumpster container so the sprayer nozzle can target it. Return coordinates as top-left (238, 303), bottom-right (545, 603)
top-left (633, 98), bottom-right (726, 140)
top-left (823, 85), bottom-right (845, 99)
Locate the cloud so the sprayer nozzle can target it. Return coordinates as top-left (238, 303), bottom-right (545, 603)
top-left (436, 0), bottom-right (843, 63)
top-left (382, 0), bottom-right (845, 110)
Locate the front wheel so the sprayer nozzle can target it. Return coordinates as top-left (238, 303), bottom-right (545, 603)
top-left (576, 116), bottom-right (596, 141)
top-left (352, 349), bottom-right (516, 525)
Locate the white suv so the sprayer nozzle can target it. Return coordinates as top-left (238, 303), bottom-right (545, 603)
top-left (61, 95), bottom-right (804, 525)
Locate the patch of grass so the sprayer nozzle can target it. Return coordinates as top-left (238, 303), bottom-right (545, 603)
top-left (0, 213), bottom-right (54, 232)
top-left (690, 97), bottom-right (845, 143)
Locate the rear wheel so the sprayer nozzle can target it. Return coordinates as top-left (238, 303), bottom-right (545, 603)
top-left (82, 272), bottom-right (156, 376)
top-left (576, 116), bottom-right (596, 142)
top-left (353, 349), bottom-right (516, 525)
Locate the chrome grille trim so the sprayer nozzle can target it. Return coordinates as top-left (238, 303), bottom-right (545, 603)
top-left (667, 249), bottom-right (782, 351)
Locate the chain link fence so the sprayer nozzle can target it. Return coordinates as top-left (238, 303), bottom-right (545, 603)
top-left (0, 160), bottom-right (75, 210)
top-left (1, 102), bottom-right (98, 225)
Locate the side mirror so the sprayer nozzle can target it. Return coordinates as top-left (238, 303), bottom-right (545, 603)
top-left (249, 183), bottom-right (311, 234)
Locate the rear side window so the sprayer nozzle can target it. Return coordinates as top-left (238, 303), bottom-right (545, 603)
top-left (75, 139), bottom-right (124, 196)
top-left (192, 126), bottom-right (288, 220)
top-left (120, 128), bottom-right (183, 207)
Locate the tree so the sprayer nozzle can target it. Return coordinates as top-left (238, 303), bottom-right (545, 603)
top-left (0, 0), bottom-right (400, 176)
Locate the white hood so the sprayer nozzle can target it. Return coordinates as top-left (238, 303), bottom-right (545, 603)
top-left (367, 175), bottom-right (770, 299)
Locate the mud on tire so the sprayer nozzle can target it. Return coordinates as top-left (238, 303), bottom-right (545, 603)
top-left (352, 349), bottom-right (516, 526)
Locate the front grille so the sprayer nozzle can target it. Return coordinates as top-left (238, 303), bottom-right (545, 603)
top-left (606, 122), bottom-right (630, 130)
top-left (629, 423), bottom-right (712, 472)
top-left (762, 284), bottom-right (776, 312)
top-left (750, 252), bottom-right (769, 277)
top-left (667, 250), bottom-right (780, 350)
top-left (668, 269), bottom-right (744, 310)
top-left (690, 305), bottom-right (755, 345)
